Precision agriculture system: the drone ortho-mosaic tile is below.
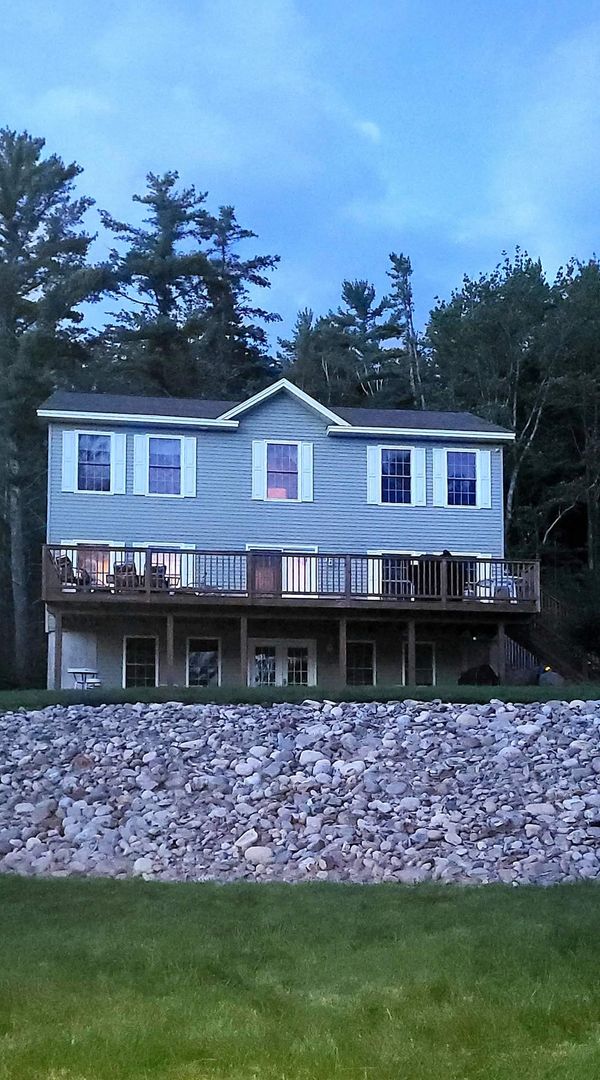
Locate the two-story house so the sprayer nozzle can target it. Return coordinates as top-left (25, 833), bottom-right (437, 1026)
top-left (38, 378), bottom-right (539, 691)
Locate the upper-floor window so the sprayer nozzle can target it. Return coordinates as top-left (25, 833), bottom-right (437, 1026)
top-left (267, 442), bottom-right (298, 500)
top-left (251, 440), bottom-right (313, 502)
top-left (381, 448), bottom-right (411, 504)
top-left (77, 433), bottom-right (111, 492)
top-left (132, 434), bottom-right (196, 498)
top-left (447, 451), bottom-right (477, 507)
top-left (367, 445), bottom-right (426, 506)
top-left (148, 437), bottom-right (181, 495)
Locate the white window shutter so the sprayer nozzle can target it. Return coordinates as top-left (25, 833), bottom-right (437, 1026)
top-left (133, 435), bottom-right (147, 495)
top-left (252, 440), bottom-right (267, 500)
top-left (111, 433), bottom-right (126, 494)
top-left (412, 447), bottom-right (426, 506)
top-left (182, 437), bottom-right (197, 497)
top-left (477, 449), bottom-right (492, 508)
top-left (61, 431), bottom-right (77, 492)
top-left (432, 449), bottom-right (446, 506)
top-left (300, 442), bottom-right (314, 501)
top-left (366, 446), bottom-right (380, 504)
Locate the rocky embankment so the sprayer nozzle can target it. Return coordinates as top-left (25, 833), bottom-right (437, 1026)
top-left (1, 698), bottom-right (599, 884)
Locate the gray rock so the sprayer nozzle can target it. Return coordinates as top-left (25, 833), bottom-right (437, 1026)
top-left (244, 846), bottom-right (274, 865)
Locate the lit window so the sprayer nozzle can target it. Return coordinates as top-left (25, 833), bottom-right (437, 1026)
top-left (267, 443), bottom-right (298, 500)
top-left (149, 438), bottom-right (181, 495)
top-left (346, 641), bottom-right (375, 685)
top-left (381, 449), bottom-right (411, 504)
top-left (77, 434), bottom-right (111, 492)
top-left (447, 451), bottom-right (477, 506)
top-left (188, 639), bottom-right (220, 686)
top-left (124, 637), bottom-right (157, 687)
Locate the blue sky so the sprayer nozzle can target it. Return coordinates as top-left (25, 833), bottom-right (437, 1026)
top-left (2, 1), bottom-right (599, 339)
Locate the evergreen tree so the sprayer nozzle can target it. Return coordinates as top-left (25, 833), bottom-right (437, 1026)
top-left (0, 129), bottom-right (107, 684)
top-left (100, 174), bottom-right (279, 398)
top-left (384, 252), bottom-right (427, 408)
top-left (426, 252), bottom-right (562, 545)
top-left (281, 280), bottom-right (393, 405)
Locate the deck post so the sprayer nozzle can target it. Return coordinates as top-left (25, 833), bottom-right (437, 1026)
top-left (240, 614), bottom-right (248, 687)
top-left (338, 616), bottom-right (347, 686)
top-left (406, 618), bottom-right (416, 685)
top-left (53, 610), bottom-right (63, 690)
top-left (497, 620), bottom-right (506, 682)
top-left (166, 613), bottom-right (175, 685)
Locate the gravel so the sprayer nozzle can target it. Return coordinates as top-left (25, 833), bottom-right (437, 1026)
top-left (0, 696), bottom-right (598, 884)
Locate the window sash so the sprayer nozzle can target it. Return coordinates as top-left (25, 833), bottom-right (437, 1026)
top-left (187, 638), bottom-right (220, 687)
top-left (346, 641), bottom-right (375, 685)
top-left (266, 442), bottom-right (299, 500)
top-left (124, 637), bottom-right (157, 688)
top-left (381, 449), bottom-right (412, 504)
top-left (447, 451), bottom-right (477, 506)
top-left (148, 437), bottom-right (182, 495)
top-left (77, 434), bottom-right (111, 492)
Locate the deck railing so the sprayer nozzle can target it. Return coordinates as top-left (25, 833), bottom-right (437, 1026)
top-left (43, 545), bottom-right (540, 608)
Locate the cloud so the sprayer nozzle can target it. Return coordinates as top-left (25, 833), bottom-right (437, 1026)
top-left (354, 120), bottom-right (382, 143)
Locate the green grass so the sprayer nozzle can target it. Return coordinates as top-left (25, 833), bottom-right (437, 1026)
top-left (0, 879), bottom-right (599, 1079)
top-left (1, 682), bottom-right (600, 712)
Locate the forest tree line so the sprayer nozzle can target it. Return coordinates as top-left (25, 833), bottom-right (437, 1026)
top-left (1, 129), bottom-right (599, 686)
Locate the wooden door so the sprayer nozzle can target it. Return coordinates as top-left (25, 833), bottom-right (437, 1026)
top-left (250, 552), bottom-right (282, 596)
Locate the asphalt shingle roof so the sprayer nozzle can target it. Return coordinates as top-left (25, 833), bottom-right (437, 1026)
top-left (39, 388), bottom-right (512, 435)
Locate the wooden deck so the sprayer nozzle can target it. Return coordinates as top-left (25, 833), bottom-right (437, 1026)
top-left (43, 546), bottom-right (541, 615)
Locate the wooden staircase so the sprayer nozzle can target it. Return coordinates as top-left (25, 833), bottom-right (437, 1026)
top-left (507, 590), bottom-right (598, 682)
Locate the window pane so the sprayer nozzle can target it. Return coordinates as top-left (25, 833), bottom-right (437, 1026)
top-left (149, 438), bottom-right (181, 495)
top-left (447, 452), bottom-right (477, 506)
top-left (77, 434), bottom-right (111, 492)
top-left (188, 638), bottom-right (219, 686)
top-left (125, 637), bottom-right (156, 687)
top-left (381, 449), bottom-right (411, 504)
top-left (287, 646), bottom-right (309, 685)
top-left (254, 646), bottom-right (277, 685)
top-left (346, 641), bottom-right (374, 686)
top-left (267, 443), bottom-right (298, 499)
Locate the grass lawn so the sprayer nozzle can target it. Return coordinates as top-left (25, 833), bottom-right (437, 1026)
top-left (1, 682), bottom-right (600, 711)
top-left (0, 879), bottom-right (599, 1078)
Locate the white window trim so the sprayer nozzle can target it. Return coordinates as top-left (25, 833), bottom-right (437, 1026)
top-left (122, 635), bottom-right (159, 689)
top-left (245, 543), bottom-right (318, 552)
top-left (443, 448), bottom-right (481, 509)
top-left (186, 636), bottom-right (222, 688)
top-left (402, 640), bottom-right (437, 687)
top-left (247, 637), bottom-right (317, 687)
top-left (346, 639), bottom-right (377, 686)
top-left (263, 439), bottom-right (303, 503)
top-left (376, 445), bottom-right (417, 507)
top-left (144, 434), bottom-right (185, 498)
top-left (74, 431), bottom-right (115, 495)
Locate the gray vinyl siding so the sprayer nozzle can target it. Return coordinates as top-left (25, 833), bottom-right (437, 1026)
top-left (47, 392), bottom-right (505, 556)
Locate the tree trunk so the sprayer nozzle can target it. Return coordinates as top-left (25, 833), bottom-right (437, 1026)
top-left (8, 480), bottom-right (29, 685)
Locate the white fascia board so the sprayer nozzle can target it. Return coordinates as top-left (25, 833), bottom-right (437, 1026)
top-left (217, 378), bottom-right (351, 426)
top-left (37, 409), bottom-right (239, 430)
top-left (326, 424), bottom-right (515, 442)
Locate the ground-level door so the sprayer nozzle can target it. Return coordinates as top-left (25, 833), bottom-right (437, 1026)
top-left (248, 638), bottom-right (317, 687)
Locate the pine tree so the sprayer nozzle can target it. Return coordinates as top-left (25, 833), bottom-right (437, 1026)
top-left (0, 129), bottom-right (107, 684)
top-left (100, 176), bottom-right (280, 398)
